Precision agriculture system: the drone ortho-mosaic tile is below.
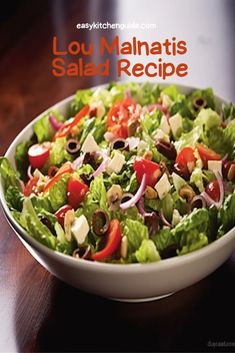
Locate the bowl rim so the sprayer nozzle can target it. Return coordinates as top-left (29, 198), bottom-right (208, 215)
top-left (0, 81), bottom-right (235, 272)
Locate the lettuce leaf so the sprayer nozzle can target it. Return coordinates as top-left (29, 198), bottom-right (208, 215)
top-left (190, 168), bottom-right (205, 192)
top-left (55, 222), bottom-right (75, 255)
top-left (79, 117), bottom-right (105, 145)
top-left (89, 174), bottom-right (107, 210)
top-left (48, 137), bottom-right (72, 167)
top-left (141, 109), bottom-right (162, 135)
top-left (172, 208), bottom-right (209, 239)
top-left (162, 84), bottom-right (184, 101)
top-left (187, 88), bottom-right (216, 115)
top-left (177, 231), bottom-right (208, 255)
top-left (33, 110), bottom-right (64, 143)
top-left (201, 124), bottom-right (235, 159)
top-left (15, 140), bottom-right (31, 181)
top-left (20, 198), bottom-right (56, 249)
top-left (5, 186), bottom-right (24, 211)
top-left (217, 193), bottom-right (235, 237)
top-left (174, 125), bottom-right (202, 152)
top-left (172, 208), bottom-right (209, 254)
top-left (135, 239), bottom-right (161, 263)
top-left (48, 174), bottom-right (70, 211)
top-left (0, 157), bottom-right (20, 190)
top-left (222, 103), bottom-right (235, 122)
top-left (170, 99), bottom-right (193, 119)
top-left (135, 82), bottom-right (161, 105)
top-left (71, 89), bottom-right (92, 114)
top-left (194, 108), bottom-right (221, 130)
top-left (122, 219), bottom-right (148, 256)
top-left (153, 228), bottom-right (176, 254)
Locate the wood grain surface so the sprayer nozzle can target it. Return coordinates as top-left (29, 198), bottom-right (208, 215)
top-left (0, 1), bottom-right (235, 352)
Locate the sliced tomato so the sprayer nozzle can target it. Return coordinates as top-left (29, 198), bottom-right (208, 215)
top-left (28, 142), bottom-right (50, 169)
top-left (23, 177), bottom-right (39, 196)
top-left (106, 98), bottom-right (137, 138)
top-left (54, 105), bottom-right (89, 140)
top-left (44, 162), bottom-right (73, 192)
top-left (55, 204), bottom-right (73, 227)
top-left (176, 147), bottom-right (196, 167)
top-left (205, 180), bottom-right (220, 202)
top-left (67, 177), bottom-right (89, 209)
top-left (197, 144), bottom-right (221, 166)
top-left (133, 157), bottom-right (160, 187)
top-left (91, 219), bottom-right (122, 261)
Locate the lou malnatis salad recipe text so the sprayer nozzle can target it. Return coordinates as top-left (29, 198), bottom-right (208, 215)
top-left (51, 36), bottom-right (188, 80)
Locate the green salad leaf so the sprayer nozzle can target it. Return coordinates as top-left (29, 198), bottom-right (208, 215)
top-left (135, 239), bottom-right (161, 263)
top-left (20, 198), bottom-right (56, 249)
top-left (122, 219), bottom-right (148, 257)
top-left (217, 193), bottom-right (235, 237)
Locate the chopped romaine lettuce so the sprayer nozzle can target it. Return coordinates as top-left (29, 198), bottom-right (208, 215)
top-left (15, 140), bottom-right (32, 180)
top-left (217, 193), bottom-right (235, 237)
top-left (122, 219), bottom-right (148, 256)
top-left (20, 198), bottom-right (56, 249)
top-left (135, 239), bottom-right (161, 263)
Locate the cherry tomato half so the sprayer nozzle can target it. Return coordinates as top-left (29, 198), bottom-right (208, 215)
top-left (67, 177), bottom-right (89, 209)
top-left (91, 219), bottom-right (122, 261)
top-left (55, 204), bottom-right (73, 227)
top-left (176, 147), bottom-right (196, 168)
top-left (28, 142), bottom-right (50, 169)
top-left (205, 180), bottom-right (220, 202)
top-left (197, 144), bottom-right (221, 166)
top-left (106, 99), bottom-right (137, 138)
top-left (133, 157), bottom-right (160, 187)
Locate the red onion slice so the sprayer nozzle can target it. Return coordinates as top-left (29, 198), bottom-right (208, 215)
top-left (190, 195), bottom-right (207, 210)
top-left (147, 103), bottom-right (169, 116)
top-left (49, 114), bottom-right (63, 131)
top-left (27, 165), bottom-right (33, 180)
top-left (124, 89), bottom-right (132, 100)
top-left (159, 208), bottom-right (172, 228)
top-left (222, 153), bottom-right (228, 162)
top-left (92, 157), bottom-right (110, 177)
top-left (201, 171), bottom-right (224, 208)
top-left (72, 154), bottom-right (85, 169)
top-left (120, 174), bottom-right (147, 210)
top-left (137, 197), bottom-right (147, 216)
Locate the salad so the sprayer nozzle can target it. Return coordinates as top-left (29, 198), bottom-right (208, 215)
top-left (1, 82), bottom-right (235, 264)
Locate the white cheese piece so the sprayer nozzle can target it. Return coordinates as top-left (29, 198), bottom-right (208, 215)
top-left (172, 209), bottom-right (182, 226)
top-left (107, 152), bottom-right (125, 174)
top-left (160, 114), bottom-right (170, 135)
top-left (81, 133), bottom-right (100, 154)
top-left (154, 173), bottom-right (172, 200)
top-left (137, 140), bottom-right (148, 153)
top-left (169, 113), bottom-right (183, 138)
top-left (187, 161), bottom-right (195, 174)
top-left (208, 160), bottom-right (222, 175)
top-left (153, 128), bottom-right (170, 143)
top-left (160, 92), bottom-right (173, 109)
top-left (90, 101), bottom-right (105, 118)
top-left (172, 172), bottom-right (187, 192)
top-left (71, 215), bottom-right (89, 245)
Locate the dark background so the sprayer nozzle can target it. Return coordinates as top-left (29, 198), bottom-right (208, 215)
top-left (0, 1), bottom-right (235, 352)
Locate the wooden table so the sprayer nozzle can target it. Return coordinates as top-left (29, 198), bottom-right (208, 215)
top-left (1, 1), bottom-right (235, 352)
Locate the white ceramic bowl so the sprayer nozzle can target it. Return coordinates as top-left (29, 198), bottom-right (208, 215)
top-left (1, 83), bottom-right (235, 302)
